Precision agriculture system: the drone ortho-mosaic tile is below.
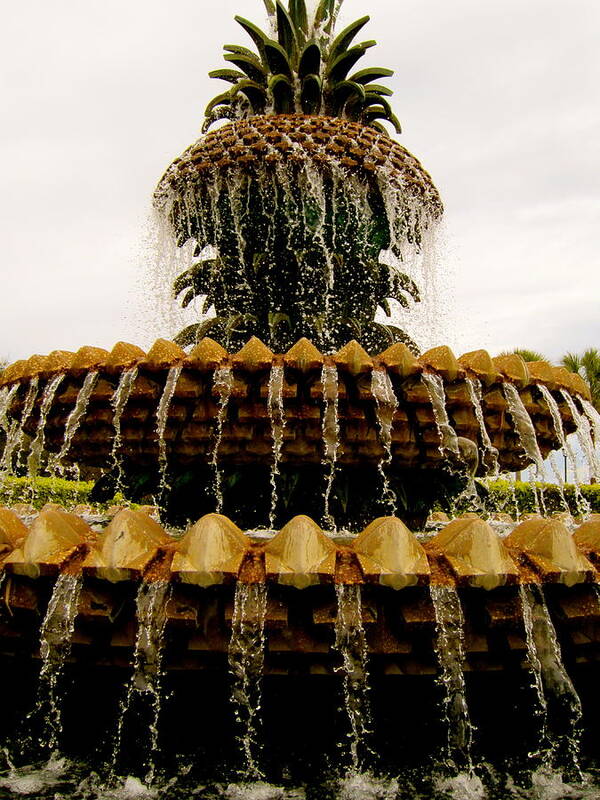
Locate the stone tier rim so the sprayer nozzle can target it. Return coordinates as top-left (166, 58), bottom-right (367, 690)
top-left (1, 506), bottom-right (599, 590)
top-left (0, 337), bottom-right (592, 402)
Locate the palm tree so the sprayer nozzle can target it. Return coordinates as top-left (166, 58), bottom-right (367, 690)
top-left (561, 349), bottom-right (600, 411)
top-left (499, 349), bottom-right (548, 362)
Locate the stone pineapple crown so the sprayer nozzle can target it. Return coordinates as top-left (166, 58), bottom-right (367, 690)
top-left (203, 0), bottom-right (401, 134)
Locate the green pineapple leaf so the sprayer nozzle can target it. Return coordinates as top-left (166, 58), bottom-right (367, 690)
top-left (362, 95), bottom-right (394, 115)
top-left (342, 317), bottom-right (363, 338)
top-left (202, 4), bottom-right (401, 137)
top-left (348, 66), bottom-right (394, 85)
top-left (289, 0), bottom-right (309, 36)
top-left (269, 311), bottom-right (292, 332)
top-left (198, 294), bottom-right (214, 315)
top-left (379, 298), bottom-right (392, 316)
top-left (209, 68), bottom-right (248, 85)
top-left (226, 313), bottom-right (258, 336)
top-left (269, 73), bottom-right (295, 113)
top-left (301, 74), bottom-right (322, 113)
top-left (235, 16), bottom-right (271, 60)
top-left (276, 1), bottom-right (298, 58)
top-left (173, 261), bottom-right (212, 297)
top-left (364, 84), bottom-right (393, 97)
top-left (265, 40), bottom-right (293, 78)
top-left (328, 16), bottom-right (370, 63)
top-left (202, 106), bottom-right (236, 132)
top-left (332, 80), bottom-right (366, 113)
top-left (174, 321), bottom-right (223, 347)
top-left (224, 52), bottom-right (267, 84)
top-left (369, 121), bottom-right (388, 134)
top-left (205, 92), bottom-right (233, 115)
top-left (314, 0), bottom-right (336, 30)
top-left (364, 102), bottom-right (402, 133)
top-left (391, 272), bottom-right (420, 301)
top-left (235, 79), bottom-right (268, 113)
top-left (327, 42), bottom-right (376, 83)
top-left (181, 289), bottom-right (195, 308)
top-left (223, 43), bottom-right (258, 59)
top-left (298, 42), bottom-right (321, 80)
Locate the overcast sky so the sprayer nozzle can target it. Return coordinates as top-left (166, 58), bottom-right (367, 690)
top-left (1, 0), bottom-right (599, 364)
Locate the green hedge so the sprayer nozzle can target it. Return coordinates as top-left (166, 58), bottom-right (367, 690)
top-left (1, 474), bottom-right (599, 519)
top-left (454, 479), bottom-right (600, 517)
top-left (0, 476), bottom-right (111, 511)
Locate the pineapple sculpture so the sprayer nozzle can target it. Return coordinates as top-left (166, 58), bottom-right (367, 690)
top-left (155, 0), bottom-right (443, 354)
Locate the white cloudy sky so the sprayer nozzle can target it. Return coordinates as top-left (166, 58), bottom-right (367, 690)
top-left (1, 0), bottom-right (599, 364)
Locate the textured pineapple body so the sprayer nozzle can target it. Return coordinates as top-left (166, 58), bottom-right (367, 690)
top-left (160, 115), bottom-right (441, 212)
top-left (155, 115), bottom-right (442, 353)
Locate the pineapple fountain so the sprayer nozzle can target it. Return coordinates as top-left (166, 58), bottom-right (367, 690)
top-left (0, 0), bottom-right (599, 795)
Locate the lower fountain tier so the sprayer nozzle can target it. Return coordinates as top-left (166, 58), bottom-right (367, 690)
top-left (0, 338), bottom-right (592, 473)
top-left (1, 506), bottom-right (599, 673)
top-left (2, 574), bottom-right (600, 675)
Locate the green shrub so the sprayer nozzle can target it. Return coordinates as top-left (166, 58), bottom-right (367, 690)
top-left (1, 474), bottom-right (599, 519)
top-left (0, 476), bottom-right (113, 511)
top-left (452, 479), bottom-right (600, 517)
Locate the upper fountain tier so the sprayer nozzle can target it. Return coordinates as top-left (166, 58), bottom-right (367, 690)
top-left (0, 338), bottom-right (592, 475)
top-left (153, 1), bottom-right (443, 354)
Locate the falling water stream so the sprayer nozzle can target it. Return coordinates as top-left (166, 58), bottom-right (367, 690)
top-left (519, 585), bottom-right (551, 765)
top-left (508, 472), bottom-right (521, 522)
top-left (0, 386), bottom-right (11, 425)
top-left (538, 385), bottom-right (588, 516)
top-left (580, 398), bottom-right (600, 454)
top-left (560, 390), bottom-right (600, 483)
top-left (27, 374), bottom-right (64, 480)
top-left (228, 581), bottom-right (267, 780)
top-left (545, 451), bottom-right (572, 515)
top-left (321, 364), bottom-right (340, 531)
top-left (333, 584), bottom-right (373, 773)
top-left (111, 581), bottom-right (170, 785)
top-left (371, 369), bottom-right (398, 514)
top-left (519, 585), bottom-right (582, 775)
top-left (30, 574), bottom-right (83, 756)
top-left (581, 399), bottom-right (600, 486)
top-left (110, 367), bottom-right (138, 494)
top-left (429, 586), bottom-right (474, 774)
top-left (0, 385), bottom-right (21, 498)
top-left (502, 383), bottom-right (546, 515)
top-left (267, 364), bottom-right (285, 529)
top-left (1, 378), bottom-right (39, 477)
top-left (51, 372), bottom-right (98, 475)
top-left (155, 366), bottom-right (182, 500)
top-left (212, 365), bottom-right (234, 514)
top-left (0, 384), bottom-right (19, 444)
top-left (421, 373), bottom-right (459, 456)
top-left (465, 377), bottom-right (499, 475)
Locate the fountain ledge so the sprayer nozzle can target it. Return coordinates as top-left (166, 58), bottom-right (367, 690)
top-left (0, 338), bottom-right (592, 473)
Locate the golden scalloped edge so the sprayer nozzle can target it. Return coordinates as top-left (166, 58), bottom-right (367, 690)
top-left (2, 508), bottom-right (597, 589)
top-left (0, 337), bottom-right (592, 403)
